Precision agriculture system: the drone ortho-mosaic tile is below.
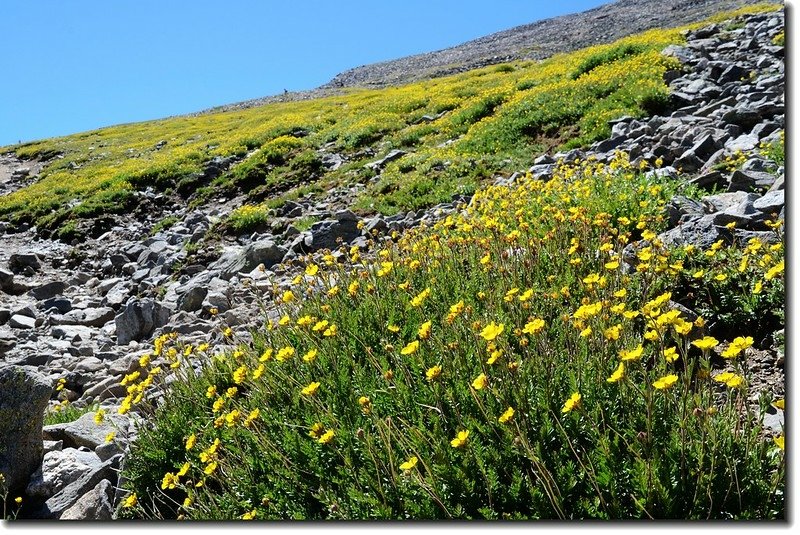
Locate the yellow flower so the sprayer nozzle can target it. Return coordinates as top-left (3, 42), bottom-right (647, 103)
top-left (418, 321), bottom-right (432, 340)
top-left (663, 347), bottom-right (679, 363)
top-left (721, 336), bottom-right (754, 358)
top-left (309, 423), bottom-right (325, 439)
top-left (161, 472), bottom-right (179, 490)
top-left (410, 287), bottom-right (431, 308)
top-left (401, 340), bottom-right (420, 355)
top-left (318, 429), bottom-right (335, 444)
top-left (450, 429), bottom-right (470, 448)
top-left (348, 281), bottom-right (360, 296)
top-left (651, 374), bottom-right (678, 390)
top-left (604, 324), bottom-right (622, 341)
top-left (561, 392), bottom-right (582, 413)
top-left (276, 346), bottom-right (295, 361)
top-left (388, 324), bottom-right (401, 333)
top-left (620, 345), bottom-right (644, 361)
top-left (323, 324), bottom-right (338, 337)
top-left (774, 435), bottom-right (785, 451)
top-left (212, 397), bottom-right (226, 413)
top-left (480, 322), bottom-right (505, 341)
top-left (185, 434), bottom-right (197, 450)
top-left (301, 382), bottom-right (321, 396)
top-left (305, 264), bottom-right (319, 276)
top-left (692, 336), bottom-right (719, 351)
top-left (204, 461), bottom-right (218, 475)
top-left (480, 253), bottom-right (491, 266)
top-left (122, 493), bottom-right (138, 508)
top-left (613, 288), bottom-right (627, 298)
top-left (177, 462), bottom-right (191, 477)
top-left (93, 409), bottom-right (106, 425)
top-left (232, 365), bottom-right (248, 384)
top-left (713, 372), bottom-right (744, 388)
top-left (241, 510), bottom-right (257, 520)
top-left (282, 290), bottom-right (295, 303)
top-left (259, 349), bottom-right (273, 362)
top-left (105, 431), bottom-right (116, 443)
top-left (14, 496), bottom-right (22, 505)
top-left (472, 373), bottom-right (488, 390)
top-left (522, 318), bottom-right (545, 335)
top-left (579, 326), bottom-right (592, 338)
top-left (604, 260), bottom-right (620, 270)
top-left (302, 349), bottom-right (318, 363)
top-left (498, 407), bottom-right (515, 424)
top-left (486, 349), bottom-right (503, 365)
top-left (606, 362), bottom-right (625, 383)
top-left (399, 456), bottom-right (419, 471)
top-left (426, 364), bottom-right (442, 381)
top-left (244, 408), bottom-right (261, 428)
top-left (358, 396), bottom-right (372, 414)
top-left (773, 399), bottom-right (785, 410)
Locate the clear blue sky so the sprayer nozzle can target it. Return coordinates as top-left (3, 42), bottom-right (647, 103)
top-left (0, 0), bottom-right (609, 147)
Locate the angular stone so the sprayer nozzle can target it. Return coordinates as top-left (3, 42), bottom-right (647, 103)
top-left (213, 240), bottom-right (287, 280)
top-left (28, 281), bottom-right (67, 301)
top-left (177, 284), bottom-right (207, 312)
top-left (753, 190), bottom-right (784, 214)
top-left (59, 478), bottom-right (114, 520)
top-left (53, 307), bottom-right (116, 328)
top-left (728, 169), bottom-right (776, 192)
top-left (8, 252), bottom-right (41, 274)
top-left (43, 412), bottom-right (129, 451)
top-left (8, 314), bottom-right (36, 329)
top-left (40, 457), bottom-right (118, 519)
top-left (25, 447), bottom-right (103, 499)
top-left (0, 366), bottom-right (52, 495)
top-left (115, 299), bottom-right (171, 345)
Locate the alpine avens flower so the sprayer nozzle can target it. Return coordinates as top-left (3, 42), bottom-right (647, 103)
top-left (472, 373), bottom-right (488, 390)
top-left (692, 336), bottom-right (719, 351)
top-left (561, 392), bottom-right (581, 413)
top-left (498, 407), bottom-right (515, 424)
top-left (450, 430), bottom-right (470, 448)
top-left (399, 456), bottom-right (419, 471)
top-left (480, 322), bottom-right (505, 341)
top-left (401, 340), bottom-right (420, 355)
top-left (301, 381), bottom-right (321, 397)
top-left (653, 374), bottom-right (679, 390)
top-left (721, 336), bottom-right (754, 358)
top-left (606, 362), bottom-right (625, 383)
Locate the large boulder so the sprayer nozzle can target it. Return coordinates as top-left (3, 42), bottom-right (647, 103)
top-left (114, 299), bottom-right (171, 345)
top-left (213, 239), bottom-right (287, 281)
top-left (0, 366), bottom-right (52, 496)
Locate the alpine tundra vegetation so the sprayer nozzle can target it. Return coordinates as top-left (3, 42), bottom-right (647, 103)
top-left (0, 0), bottom-right (785, 521)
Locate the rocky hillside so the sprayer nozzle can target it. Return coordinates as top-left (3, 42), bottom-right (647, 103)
top-left (321, 0), bottom-right (779, 89)
top-left (0, 3), bottom-right (785, 521)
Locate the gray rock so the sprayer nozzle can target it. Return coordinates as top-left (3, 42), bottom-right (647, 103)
top-left (0, 328), bottom-right (19, 355)
top-left (0, 366), bottom-right (52, 495)
top-left (657, 214), bottom-right (727, 250)
top-left (28, 281), bottom-right (67, 301)
top-left (115, 299), bottom-right (172, 345)
top-left (753, 190), bottom-right (784, 214)
top-left (213, 239), bottom-right (287, 280)
top-left (0, 308), bottom-right (9, 326)
top-left (307, 218), bottom-right (361, 251)
top-left (81, 375), bottom-right (128, 402)
top-left (8, 252), bottom-right (41, 274)
top-left (60, 478), bottom-right (114, 520)
top-left (728, 169), bottom-right (776, 192)
top-left (177, 284), bottom-right (207, 312)
top-left (25, 447), bottom-right (103, 499)
top-left (53, 307), bottom-right (116, 328)
top-left (40, 456), bottom-right (118, 519)
top-left (725, 133), bottom-right (760, 152)
top-left (42, 411), bottom-right (128, 451)
top-left (42, 297), bottom-right (73, 314)
top-left (8, 314), bottom-right (36, 329)
top-left (365, 149), bottom-right (406, 171)
top-left (666, 196), bottom-right (706, 228)
top-left (0, 268), bottom-right (14, 292)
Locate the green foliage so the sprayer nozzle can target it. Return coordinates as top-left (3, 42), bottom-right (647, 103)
top-left (150, 215), bottom-right (179, 236)
top-left (571, 42), bottom-right (649, 79)
top-left (121, 155), bottom-right (784, 520)
top-left (43, 402), bottom-right (98, 426)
